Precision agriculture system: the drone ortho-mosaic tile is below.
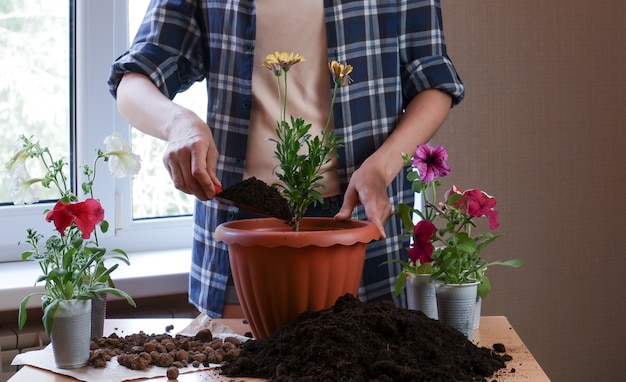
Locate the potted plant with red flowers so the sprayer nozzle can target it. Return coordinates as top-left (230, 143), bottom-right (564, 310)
top-left (5, 133), bottom-right (139, 368)
top-left (394, 143), bottom-right (522, 338)
top-left (214, 52), bottom-right (380, 339)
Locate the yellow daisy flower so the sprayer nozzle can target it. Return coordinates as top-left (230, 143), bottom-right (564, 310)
top-left (262, 52), bottom-right (305, 75)
top-left (328, 60), bottom-right (354, 86)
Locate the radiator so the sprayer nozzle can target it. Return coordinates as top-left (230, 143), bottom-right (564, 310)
top-left (0, 324), bottom-right (49, 382)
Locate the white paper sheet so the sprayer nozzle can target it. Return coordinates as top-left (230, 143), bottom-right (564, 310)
top-left (12, 344), bottom-right (219, 381)
top-left (11, 314), bottom-right (250, 382)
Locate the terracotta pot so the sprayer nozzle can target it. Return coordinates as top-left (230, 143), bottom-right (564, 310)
top-left (215, 217), bottom-right (380, 339)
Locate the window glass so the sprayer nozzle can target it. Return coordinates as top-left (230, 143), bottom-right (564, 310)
top-left (0, 1), bottom-right (195, 263)
top-left (128, 0), bottom-right (206, 219)
top-left (0, 0), bottom-right (70, 204)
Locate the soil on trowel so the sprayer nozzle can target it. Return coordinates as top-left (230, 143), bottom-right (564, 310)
top-left (221, 294), bottom-right (510, 382)
top-left (216, 177), bottom-right (292, 221)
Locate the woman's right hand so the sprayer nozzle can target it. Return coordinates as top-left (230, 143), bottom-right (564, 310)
top-left (116, 72), bottom-right (221, 200)
top-left (162, 109), bottom-right (222, 200)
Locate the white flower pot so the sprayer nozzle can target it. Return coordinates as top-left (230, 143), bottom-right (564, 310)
top-left (50, 299), bottom-right (92, 368)
top-left (473, 268), bottom-right (487, 329)
top-left (436, 281), bottom-right (479, 340)
top-left (406, 273), bottom-right (438, 319)
top-left (473, 296), bottom-right (482, 329)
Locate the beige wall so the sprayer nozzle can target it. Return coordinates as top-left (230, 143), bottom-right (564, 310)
top-left (438, 1), bottom-right (626, 380)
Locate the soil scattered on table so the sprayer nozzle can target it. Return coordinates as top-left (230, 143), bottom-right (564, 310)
top-left (89, 329), bottom-right (244, 372)
top-left (217, 177), bottom-right (292, 221)
top-left (221, 294), bottom-right (510, 382)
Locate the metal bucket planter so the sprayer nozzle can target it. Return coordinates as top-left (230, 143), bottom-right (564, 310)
top-left (50, 299), bottom-right (92, 368)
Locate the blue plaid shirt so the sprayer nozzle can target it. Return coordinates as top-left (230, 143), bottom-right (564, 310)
top-left (109, 0), bottom-right (464, 317)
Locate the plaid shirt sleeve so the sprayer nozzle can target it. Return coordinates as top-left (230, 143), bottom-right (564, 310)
top-left (108, 0), bottom-right (464, 317)
top-left (399, 0), bottom-right (465, 105)
top-left (108, 0), bottom-right (211, 99)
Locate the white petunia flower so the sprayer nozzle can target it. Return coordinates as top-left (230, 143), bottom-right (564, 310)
top-left (5, 145), bottom-right (31, 182)
top-left (11, 177), bottom-right (42, 205)
top-left (102, 132), bottom-right (141, 178)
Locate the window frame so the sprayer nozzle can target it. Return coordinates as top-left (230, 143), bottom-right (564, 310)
top-left (0, 0), bottom-right (193, 263)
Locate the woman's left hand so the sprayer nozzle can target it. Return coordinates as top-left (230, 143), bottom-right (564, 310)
top-left (334, 159), bottom-right (391, 240)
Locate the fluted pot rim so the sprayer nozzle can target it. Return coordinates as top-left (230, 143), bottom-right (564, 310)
top-left (214, 217), bottom-right (381, 248)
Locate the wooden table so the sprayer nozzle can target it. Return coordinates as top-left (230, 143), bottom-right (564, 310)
top-left (9, 316), bottom-right (550, 381)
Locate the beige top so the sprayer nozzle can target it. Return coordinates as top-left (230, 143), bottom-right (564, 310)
top-left (244, 0), bottom-right (340, 197)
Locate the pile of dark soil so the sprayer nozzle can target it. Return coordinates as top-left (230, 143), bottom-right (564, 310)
top-left (221, 294), bottom-right (509, 382)
top-left (216, 177), bottom-right (292, 221)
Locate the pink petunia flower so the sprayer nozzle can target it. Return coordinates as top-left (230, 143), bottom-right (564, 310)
top-left (411, 144), bottom-right (451, 183)
top-left (462, 189), bottom-right (500, 230)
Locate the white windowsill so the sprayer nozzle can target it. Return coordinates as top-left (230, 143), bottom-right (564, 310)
top-left (0, 249), bottom-right (190, 312)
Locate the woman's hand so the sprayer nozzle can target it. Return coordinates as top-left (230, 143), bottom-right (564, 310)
top-left (334, 89), bottom-right (453, 240)
top-left (334, 158), bottom-right (391, 240)
top-left (162, 110), bottom-right (221, 200)
top-left (116, 72), bottom-right (221, 200)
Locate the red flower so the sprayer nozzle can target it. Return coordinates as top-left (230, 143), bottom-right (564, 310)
top-left (462, 189), bottom-right (500, 230)
top-left (407, 220), bottom-right (437, 265)
top-left (45, 198), bottom-right (105, 238)
top-left (445, 186), bottom-right (500, 230)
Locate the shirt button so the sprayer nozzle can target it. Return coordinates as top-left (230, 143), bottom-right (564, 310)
top-left (242, 100), bottom-right (251, 109)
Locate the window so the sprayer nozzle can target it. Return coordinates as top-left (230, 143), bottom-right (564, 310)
top-left (128, 0), bottom-right (206, 219)
top-left (0, 1), bottom-right (201, 262)
top-left (0, 0), bottom-right (70, 204)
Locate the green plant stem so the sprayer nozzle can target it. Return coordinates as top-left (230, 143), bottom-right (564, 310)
top-left (281, 71), bottom-right (288, 123)
top-left (423, 182), bottom-right (437, 221)
top-left (40, 146), bottom-right (69, 199)
top-left (325, 80), bottom-right (340, 132)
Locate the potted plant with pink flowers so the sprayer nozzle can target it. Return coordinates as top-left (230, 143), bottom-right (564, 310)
top-left (394, 143), bottom-right (522, 338)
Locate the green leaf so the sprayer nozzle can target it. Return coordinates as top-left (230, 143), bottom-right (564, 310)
top-left (445, 193), bottom-right (462, 205)
top-left (63, 280), bottom-right (74, 299)
top-left (100, 220), bottom-right (110, 233)
top-left (406, 171), bottom-right (420, 182)
top-left (18, 293), bottom-right (42, 330)
top-left (93, 263), bottom-right (119, 283)
top-left (486, 259), bottom-right (524, 268)
top-left (42, 299), bottom-right (60, 336)
top-left (393, 272), bottom-right (407, 297)
top-left (97, 288), bottom-right (136, 307)
top-left (477, 276), bottom-right (491, 298)
top-left (395, 204), bottom-right (415, 232)
top-left (455, 235), bottom-right (478, 253)
top-left (21, 251), bottom-right (34, 261)
top-left (416, 262), bottom-right (434, 274)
